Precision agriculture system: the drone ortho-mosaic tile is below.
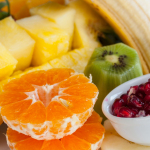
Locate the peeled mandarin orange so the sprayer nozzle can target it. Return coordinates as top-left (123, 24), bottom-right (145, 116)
top-left (0, 68), bottom-right (98, 140)
top-left (6, 111), bottom-right (105, 150)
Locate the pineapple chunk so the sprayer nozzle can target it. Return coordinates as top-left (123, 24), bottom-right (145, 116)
top-left (49, 47), bottom-right (94, 73)
top-left (30, 1), bottom-right (76, 49)
top-left (0, 16), bottom-right (35, 70)
top-left (68, 0), bottom-right (110, 49)
top-left (0, 42), bottom-right (17, 81)
top-left (17, 15), bottom-right (70, 66)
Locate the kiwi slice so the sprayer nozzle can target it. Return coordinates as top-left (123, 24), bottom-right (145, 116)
top-left (84, 43), bottom-right (143, 121)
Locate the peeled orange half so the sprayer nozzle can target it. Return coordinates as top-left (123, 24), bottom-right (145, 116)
top-left (6, 111), bottom-right (105, 150)
top-left (0, 68), bottom-right (98, 140)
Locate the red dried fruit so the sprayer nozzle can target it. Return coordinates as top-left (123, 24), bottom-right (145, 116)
top-left (112, 98), bottom-right (126, 116)
top-left (127, 94), bottom-right (143, 108)
top-left (144, 82), bottom-right (150, 95)
top-left (117, 107), bottom-right (136, 118)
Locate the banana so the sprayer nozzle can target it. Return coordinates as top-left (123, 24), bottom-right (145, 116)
top-left (84, 0), bottom-right (150, 74)
top-left (102, 120), bottom-right (150, 150)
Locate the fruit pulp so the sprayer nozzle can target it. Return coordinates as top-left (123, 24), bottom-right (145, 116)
top-left (84, 43), bottom-right (143, 121)
top-left (112, 78), bottom-right (150, 117)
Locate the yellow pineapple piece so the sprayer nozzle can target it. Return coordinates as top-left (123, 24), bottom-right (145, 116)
top-left (49, 47), bottom-right (94, 73)
top-left (30, 1), bottom-right (76, 49)
top-left (17, 15), bottom-right (70, 66)
top-left (0, 16), bottom-right (35, 70)
top-left (68, 0), bottom-right (110, 49)
top-left (0, 42), bottom-right (17, 81)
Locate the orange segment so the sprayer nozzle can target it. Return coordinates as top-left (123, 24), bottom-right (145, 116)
top-left (41, 140), bottom-right (65, 150)
top-left (58, 95), bottom-right (93, 113)
top-left (15, 138), bottom-right (44, 150)
top-left (73, 123), bottom-right (105, 144)
top-left (3, 78), bottom-right (35, 92)
top-left (61, 134), bottom-right (91, 150)
top-left (26, 0), bottom-right (65, 9)
top-left (21, 70), bottom-right (47, 86)
top-left (0, 91), bottom-right (28, 106)
top-left (0, 0), bottom-right (29, 19)
top-left (1, 100), bottom-right (32, 120)
top-left (0, 69), bottom-right (98, 140)
top-left (6, 111), bottom-right (105, 150)
top-left (85, 111), bottom-right (102, 124)
top-left (46, 68), bottom-right (75, 85)
top-left (46, 101), bottom-right (73, 121)
top-left (7, 128), bottom-right (30, 144)
top-left (63, 83), bottom-right (98, 98)
top-left (59, 74), bottom-right (90, 88)
top-left (19, 101), bottom-right (46, 124)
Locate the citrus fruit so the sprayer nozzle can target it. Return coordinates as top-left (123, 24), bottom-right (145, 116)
top-left (0, 68), bottom-right (98, 140)
top-left (6, 111), bottom-right (105, 150)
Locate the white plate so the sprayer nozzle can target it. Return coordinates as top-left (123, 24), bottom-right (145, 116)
top-left (0, 123), bottom-right (9, 150)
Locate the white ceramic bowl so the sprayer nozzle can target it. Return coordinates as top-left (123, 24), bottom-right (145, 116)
top-left (102, 74), bottom-right (150, 146)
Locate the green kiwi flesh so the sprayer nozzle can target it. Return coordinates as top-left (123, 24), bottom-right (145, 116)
top-left (84, 43), bottom-right (143, 122)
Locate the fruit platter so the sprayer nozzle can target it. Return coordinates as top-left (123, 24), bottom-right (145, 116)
top-left (0, 0), bottom-right (150, 150)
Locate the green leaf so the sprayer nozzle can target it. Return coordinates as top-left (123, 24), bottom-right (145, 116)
top-left (0, 2), bottom-right (7, 10)
top-left (0, 0), bottom-right (10, 20)
top-left (0, 11), bottom-right (9, 20)
top-left (5, 0), bottom-right (10, 15)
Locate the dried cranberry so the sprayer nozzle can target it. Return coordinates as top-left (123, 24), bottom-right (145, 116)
top-left (117, 107), bottom-right (136, 118)
top-left (127, 94), bottom-right (143, 108)
top-left (144, 82), bottom-right (150, 94)
top-left (112, 98), bottom-right (126, 116)
top-left (120, 94), bottom-right (128, 103)
top-left (128, 85), bottom-right (138, 96)
top-left (148, 79), bottom-right (150, 82)
top-left (144, 94), bottom-right (150, 102)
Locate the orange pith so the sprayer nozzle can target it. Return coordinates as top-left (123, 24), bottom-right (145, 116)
top-left (6, 111), bottom-right (105, 150)
top-left (0, 68), bottom-right (98, 140)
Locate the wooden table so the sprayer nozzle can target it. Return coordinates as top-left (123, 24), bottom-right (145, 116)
top-left (0, 123), bottom-right (9, 150)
